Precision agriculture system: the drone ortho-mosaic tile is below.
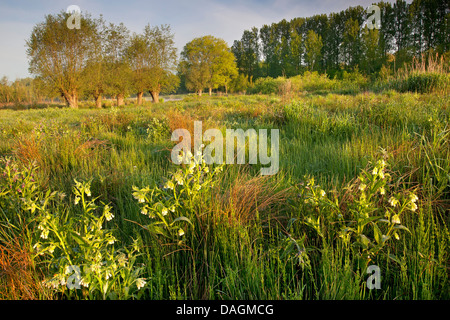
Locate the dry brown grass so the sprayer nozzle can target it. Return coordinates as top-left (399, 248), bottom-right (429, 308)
top-left (13, 133), bottom-right (42, 166)
top-left (74, 138), bottom-right (111, 160)
top-left (216, 169), bottom-right (293, 225)
top-left (166, 110), bottom-right (221, 152)
top-left (0, 232), bottom-right (51, 300)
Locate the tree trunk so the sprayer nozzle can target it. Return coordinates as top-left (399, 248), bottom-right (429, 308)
top-left (209, 87), bottom-right (212, 96)
top-left (137, 91), bottom-right (144, 105)
top-left (198, 89), bottom-right (202, 96)
top-left (94, 94), bottom-right (102, 108)
top-left (116, 93), bottom-right (124, 106)
top-left (149, 91), bottom-right (159, 103)
top-left (225, 84), bottom-right (228, 95)
top-left (63, 90), bottom-right (78, 108)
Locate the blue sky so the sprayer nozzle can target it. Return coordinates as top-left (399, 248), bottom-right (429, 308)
top-left (0, 0), bottom-right (394, 80)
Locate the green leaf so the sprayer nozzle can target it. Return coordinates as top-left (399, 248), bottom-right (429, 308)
top-left (71, 231), bottom-right (89, 246)
top-left (361, 215), bottom-right (382, 227)
top-left (373, 223), bottom-right (382, 245)
top-left (360, 234), bottom-right (370, 249)
top-left (170, 216), bottom-right (193, 227)
top-left (394, 224), bottom-right (411, 233)
top-left (144, 223), bottom-right (168, 237)
top-left (388, 253), bottom-right (402, 265)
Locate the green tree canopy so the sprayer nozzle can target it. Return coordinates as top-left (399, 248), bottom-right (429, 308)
top-left (125, 24), bottom-right (178, 104)
top-left (304, 30), bottom-right (323, 71)
top-left (180, 36), bottom-right (237, 96)
top-left (26, 11), bottom-right (100, 108)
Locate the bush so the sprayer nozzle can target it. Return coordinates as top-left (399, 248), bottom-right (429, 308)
top-left (248, 77), bottom-right (289, 95)
top-left (291, 72), bottom-right (338, 92)
top-left (392, 72), bottom-right (449, 94)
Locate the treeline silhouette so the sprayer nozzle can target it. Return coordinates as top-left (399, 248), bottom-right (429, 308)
top-left (232, 0), bottom-right (449, 80)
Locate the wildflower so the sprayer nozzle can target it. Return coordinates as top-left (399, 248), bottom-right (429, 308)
top-left (59, 276), bottom-right (66, 287)
top-left (169, 205), bottom-right (175, 213)
top-left (141, 207), bottom-right (148, 215)
top-left (189, 162), bottom-right (196, 174)
top-left (33, 243), bottom-right (43, 255)
top-left (388, 197), bottom-right (398, 207)
top-left (80, 278), bottom-right (89, 288)
top-left (178, 229), bottom-right (185, 237)
top-left (391, 214), bottom-right (401, 224)
top-left (91, 263), bottom-right (101, 273)
top-left (173, 171), bottom-right (183, 185)
top-left (410, 202), bottom-right (418, 212)
top-left (108, 238), bottom-right (116, 245)
top-left (104, 205), bottom-right (114, 221)
top-left (74, 196), bottom-right (80, 205)
top-left (133, 192), bottom-right (146, 203)
top-left (164, 180), bottom-right (175, 190)
top-left (320, 190), bottom-right (326, 197)
top-left (136, 278), bottom-right (146, 290)
top-left (204, 166), bottom-right (209, 173)
top-left (410, 193), bottom-right (418, 203)
top-left (105, 271), bottom-right (112, 280)
top-left (359, 183), bottom-right (367, 191)
top-left (372, 167), bottom-right (378, 175)
top-left (161, 207), bottom-right (168, 216)
top-left (40, 229), bottom-right (49, 239)
top-left (194, 184), bottom-right (201, 191)
top-left (378, 159), bottom-right (386, 167)
top-left (379, 187), bottom-right (386, 195)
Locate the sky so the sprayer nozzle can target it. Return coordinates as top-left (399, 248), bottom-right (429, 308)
top-left (0, 0), bottom-right (395, 80)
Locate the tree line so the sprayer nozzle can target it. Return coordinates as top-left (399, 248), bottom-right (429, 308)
top-left (2, 1), bottom-right (448, 107)
top-left (232, 0), bottom-right (449, 80)
top-left (23, 11), bottom-right (238, 108)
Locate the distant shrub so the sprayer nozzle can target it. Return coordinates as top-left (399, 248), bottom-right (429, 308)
top-left (387, 53), bottom-right (449, 94)
top-left (249, 77), bottom-right (288, 95)
top-left (391, 72), bottom-right (449, 94)
top-left (229, 74), bottom-right (250, 94)
top-left (340, 69), bottom-right (369, 91)
top-left (248, 71), bottom-right (369, 96)
top-left (291, 72), bottom-right (338, 92)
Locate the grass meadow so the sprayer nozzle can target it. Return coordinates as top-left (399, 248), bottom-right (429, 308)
top-left (0, 89), bottom-right (448, 300)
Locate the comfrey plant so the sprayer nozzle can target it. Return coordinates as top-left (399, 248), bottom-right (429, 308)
top-left (0, 157), bottom-right (40, 220)
top-left (33, 179), bottom-right (147, 299)
top-left (133, 149), bottom-right (224, 244)
top-left (297, 158), bottom-right (418, 266)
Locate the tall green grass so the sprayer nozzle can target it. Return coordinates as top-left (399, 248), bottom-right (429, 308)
top-left (0, 91), bottom-right (448, 299)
